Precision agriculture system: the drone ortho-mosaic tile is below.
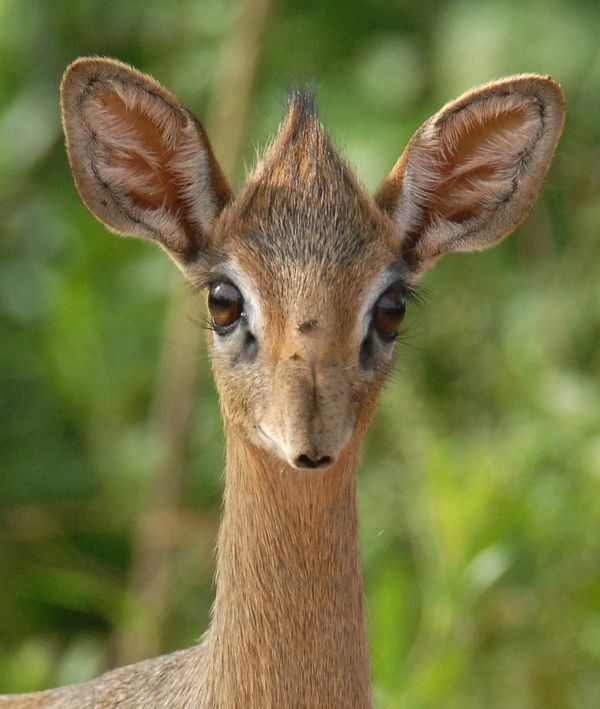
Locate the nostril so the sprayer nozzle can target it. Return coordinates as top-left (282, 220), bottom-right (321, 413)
top-left (295, 454), bottom-right (333, 470)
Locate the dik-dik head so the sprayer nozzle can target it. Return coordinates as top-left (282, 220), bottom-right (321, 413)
top-left (61, 58), bottom-right (564, 471)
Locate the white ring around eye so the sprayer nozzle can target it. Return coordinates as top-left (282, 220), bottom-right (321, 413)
top-left (357, 268), bottom-right (406, 343)
top-left (209, 259), bottom-right (263, 340)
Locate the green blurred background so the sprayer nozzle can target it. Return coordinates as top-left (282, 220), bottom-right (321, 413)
top-left (1, 0), bottom-right (599, 706)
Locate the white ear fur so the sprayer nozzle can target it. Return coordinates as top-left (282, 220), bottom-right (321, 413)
top-left (376, 75), bottom-right (565, 275)
top-left (61, 58), bottom-right (232, 266)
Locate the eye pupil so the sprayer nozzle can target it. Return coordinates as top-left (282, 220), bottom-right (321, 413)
top-left (373, 288), bottom-right (406, 340)
top-left (208, 282), bottom-right (243, 331)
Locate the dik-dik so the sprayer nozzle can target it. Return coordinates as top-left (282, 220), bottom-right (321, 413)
top-left (1, 58), bottom-right (564, 707)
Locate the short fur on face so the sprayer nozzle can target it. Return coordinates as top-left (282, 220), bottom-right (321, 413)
top-left (200, 92), bottom-right (406, 466)
top-left (61, 58), bottom-right (564, 470)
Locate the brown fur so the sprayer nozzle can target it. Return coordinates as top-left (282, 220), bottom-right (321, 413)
top-left (0, 58), bottom-right (564, 707)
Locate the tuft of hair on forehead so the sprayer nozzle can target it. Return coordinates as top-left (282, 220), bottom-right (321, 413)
top-left (237, 87), bottom-right (366, 217)
top-left (256, 87), bottom-right (332, 185)
top-left (282, 88), bottom-right (319, 141)
top-left (217, 86), bottom-right (388, 281)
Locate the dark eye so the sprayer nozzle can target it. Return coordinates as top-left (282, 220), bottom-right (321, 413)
top-left (208, 282), bottom-right (244, 333)
top-left (373, 288), bottom-right (406, 341)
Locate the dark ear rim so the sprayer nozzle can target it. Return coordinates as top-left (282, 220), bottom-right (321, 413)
top-left (375, 74), bottom-right (566, 274)
top-left (60, 56), bottom-right (234, 264)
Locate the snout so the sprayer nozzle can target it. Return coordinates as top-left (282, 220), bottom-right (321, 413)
top-left (259, 355), bottom-right (355, 471)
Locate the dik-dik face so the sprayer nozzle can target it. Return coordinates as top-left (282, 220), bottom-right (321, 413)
top-left (203, 98), bottom-right (409, 469)
top-left (61, 58), bottom-right (564, 471)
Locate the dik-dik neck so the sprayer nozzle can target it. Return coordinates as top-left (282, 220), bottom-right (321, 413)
top-left (201, 435), bottom-right (371, 708)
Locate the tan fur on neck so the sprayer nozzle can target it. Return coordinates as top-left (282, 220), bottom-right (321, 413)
top-left (200, 437), bottom-right (370, 707)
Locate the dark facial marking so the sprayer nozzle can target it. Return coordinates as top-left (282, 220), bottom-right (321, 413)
top-left (297, 318), bottom-right (319, 333)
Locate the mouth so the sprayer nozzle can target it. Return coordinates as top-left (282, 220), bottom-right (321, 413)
top-left (256, 424), bottom-right (288, 460)
top-left (256, 425), bottom-right (334, 471)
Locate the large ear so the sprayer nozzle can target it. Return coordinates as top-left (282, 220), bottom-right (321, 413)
top-left (60, 57), bottom-right (233, 267)
top-left (375, 75), bottom-right (565, 276)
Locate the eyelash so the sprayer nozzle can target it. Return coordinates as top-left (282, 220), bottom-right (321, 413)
top-left (190, 312), bottom-right (220, 333)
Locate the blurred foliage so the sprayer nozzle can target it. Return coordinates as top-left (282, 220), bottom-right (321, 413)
top-left (1, 0), bottom-right (599, 706)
